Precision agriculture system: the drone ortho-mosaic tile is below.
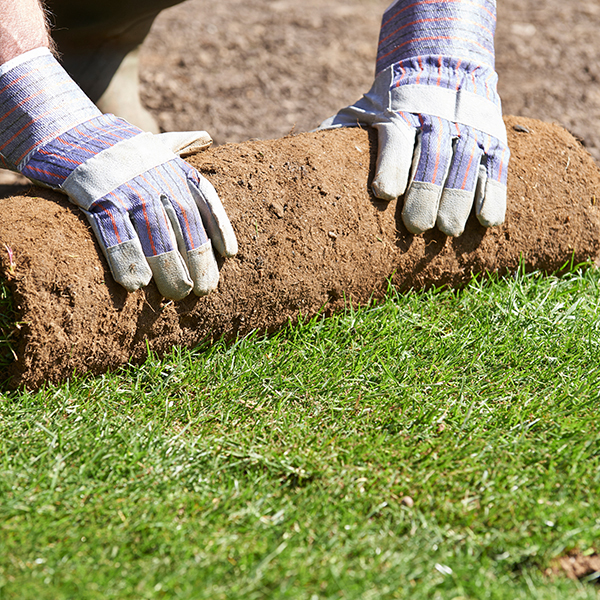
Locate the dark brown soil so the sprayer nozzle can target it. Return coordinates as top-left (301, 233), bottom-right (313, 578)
top-left (1, 116), bottom-right (599, 389)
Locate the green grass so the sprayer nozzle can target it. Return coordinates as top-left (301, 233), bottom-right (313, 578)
top-left (2, 265), bottom-right (600, 599)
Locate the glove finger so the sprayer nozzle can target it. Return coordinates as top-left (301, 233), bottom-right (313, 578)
top-left (402, 114), bottom-right (454, 234)
top-left (136, 163), bottom-right (220, 298)
top-left (182, 162), bottom-right (238, 258)
top-left (371, 117), bottom-right (416, 201)
top-left (122, 173), bottom-right (195, 300)
top-left (318, 69), bottom-right (392, 130)
top-left (318, 106), bottom-right (375, 130)
top-left (143, 234), bottom-right (194, 301)
top-left (160, 195), bottom-right (219, 297)
top-left (151, 160), bottom-right (210, 254)
top-left (476, 135), bottom-right (510, 227)
top-left (84, 202), bottom-right (152, 292)
top-left (436, 125), bottom-right (484, 236)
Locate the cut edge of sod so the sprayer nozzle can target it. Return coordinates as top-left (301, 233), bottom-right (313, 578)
top-left (0, 256), bottom-right (595, 391)
top-left (0, 278), bottom-right (17, 381)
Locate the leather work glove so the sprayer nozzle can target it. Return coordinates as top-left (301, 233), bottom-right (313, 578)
top-left (320, 0), bottom-right (509, 237)
top-left (0, 48), bottom-right (237, 300)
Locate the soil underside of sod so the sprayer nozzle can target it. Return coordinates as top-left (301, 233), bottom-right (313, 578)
top-left (0, 116), bottom-right (600, 390)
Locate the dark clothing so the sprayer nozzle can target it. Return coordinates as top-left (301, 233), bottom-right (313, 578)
top-left (47, 0), bottom-right (183, 100)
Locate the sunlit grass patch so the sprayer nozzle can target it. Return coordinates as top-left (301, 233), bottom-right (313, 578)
top-left (1, 265), bottom-right (600, 599)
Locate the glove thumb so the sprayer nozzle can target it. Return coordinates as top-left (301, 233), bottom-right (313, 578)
top-left (371, 119), bottom-right (416, 201)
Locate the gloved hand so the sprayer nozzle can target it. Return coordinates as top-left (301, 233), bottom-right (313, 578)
top-left (320, 0), bottom-right (509, 237)
top-left (0, 47), bottom-right (237, 300)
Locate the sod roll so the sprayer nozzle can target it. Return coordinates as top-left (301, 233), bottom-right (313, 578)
top-left (1, 116), bottom-right (599, 389)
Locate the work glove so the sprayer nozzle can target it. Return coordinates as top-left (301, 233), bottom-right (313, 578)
top-left (320, 0), bottom-right (509, 237)
top-left (0, 47), bottom-right (237, 300)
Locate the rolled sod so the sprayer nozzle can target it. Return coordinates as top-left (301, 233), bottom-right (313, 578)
top-left (1, 116), bottom-right (599, 389)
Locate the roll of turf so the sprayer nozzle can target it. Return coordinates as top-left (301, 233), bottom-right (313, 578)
top-left (1, 116), bottom-right (599, 389)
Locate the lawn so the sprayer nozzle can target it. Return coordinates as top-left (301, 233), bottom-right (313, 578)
top-left (1, 265), bottom-right (600, 599)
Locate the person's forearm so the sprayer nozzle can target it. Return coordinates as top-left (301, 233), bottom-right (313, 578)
top-left (0, 0), bottom-right (51, 64)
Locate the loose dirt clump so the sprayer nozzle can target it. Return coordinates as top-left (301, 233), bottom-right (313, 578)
top-left (0, 117), bottom-right (599, 389)
top-left (548, 550), bottom-right (600, 583)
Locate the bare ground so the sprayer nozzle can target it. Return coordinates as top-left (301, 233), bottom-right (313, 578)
top-left (140, 0), bottom-right (600, 161)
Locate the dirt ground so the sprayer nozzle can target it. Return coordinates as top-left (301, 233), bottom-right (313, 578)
top-left (138, 0), bottom-right (600, 161)
top-left (548, 550), bottom-right (600, 582)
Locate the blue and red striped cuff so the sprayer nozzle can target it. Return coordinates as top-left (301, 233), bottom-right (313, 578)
top-left (21, 114), bottom-right (141, 188)
top-left (0, 47), bottom-right (101, 172)
top-left (376, 0), bottom-right (497, 74)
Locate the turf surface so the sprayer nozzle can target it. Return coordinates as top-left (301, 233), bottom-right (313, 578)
top-left (1, 265), bottom-right (600, 599)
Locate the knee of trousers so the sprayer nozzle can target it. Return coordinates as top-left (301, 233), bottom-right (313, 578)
top-left (46, 0), bottom-right (186, 100)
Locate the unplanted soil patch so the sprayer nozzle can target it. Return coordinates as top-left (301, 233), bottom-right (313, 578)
top-left (1, 117), bottom-right (599, 389)
top-left (549, 551), bottom-right (600, 583)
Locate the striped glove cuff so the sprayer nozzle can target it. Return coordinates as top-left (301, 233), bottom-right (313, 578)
top-left (0, 47), bottom-right (101, 172)
top-left (377, 0), bottom-right (497, 73)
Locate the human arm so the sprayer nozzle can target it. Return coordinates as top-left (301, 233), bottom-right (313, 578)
top-left (320, 0), bottom-right (508, 237)
top-left (0, 0), bottom-right (237, 300)
top-left (0, 0), bottom-right (51, 63)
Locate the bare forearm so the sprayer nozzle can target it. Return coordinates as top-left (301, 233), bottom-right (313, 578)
top-left (0, 0), bottom-right (51, 64)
